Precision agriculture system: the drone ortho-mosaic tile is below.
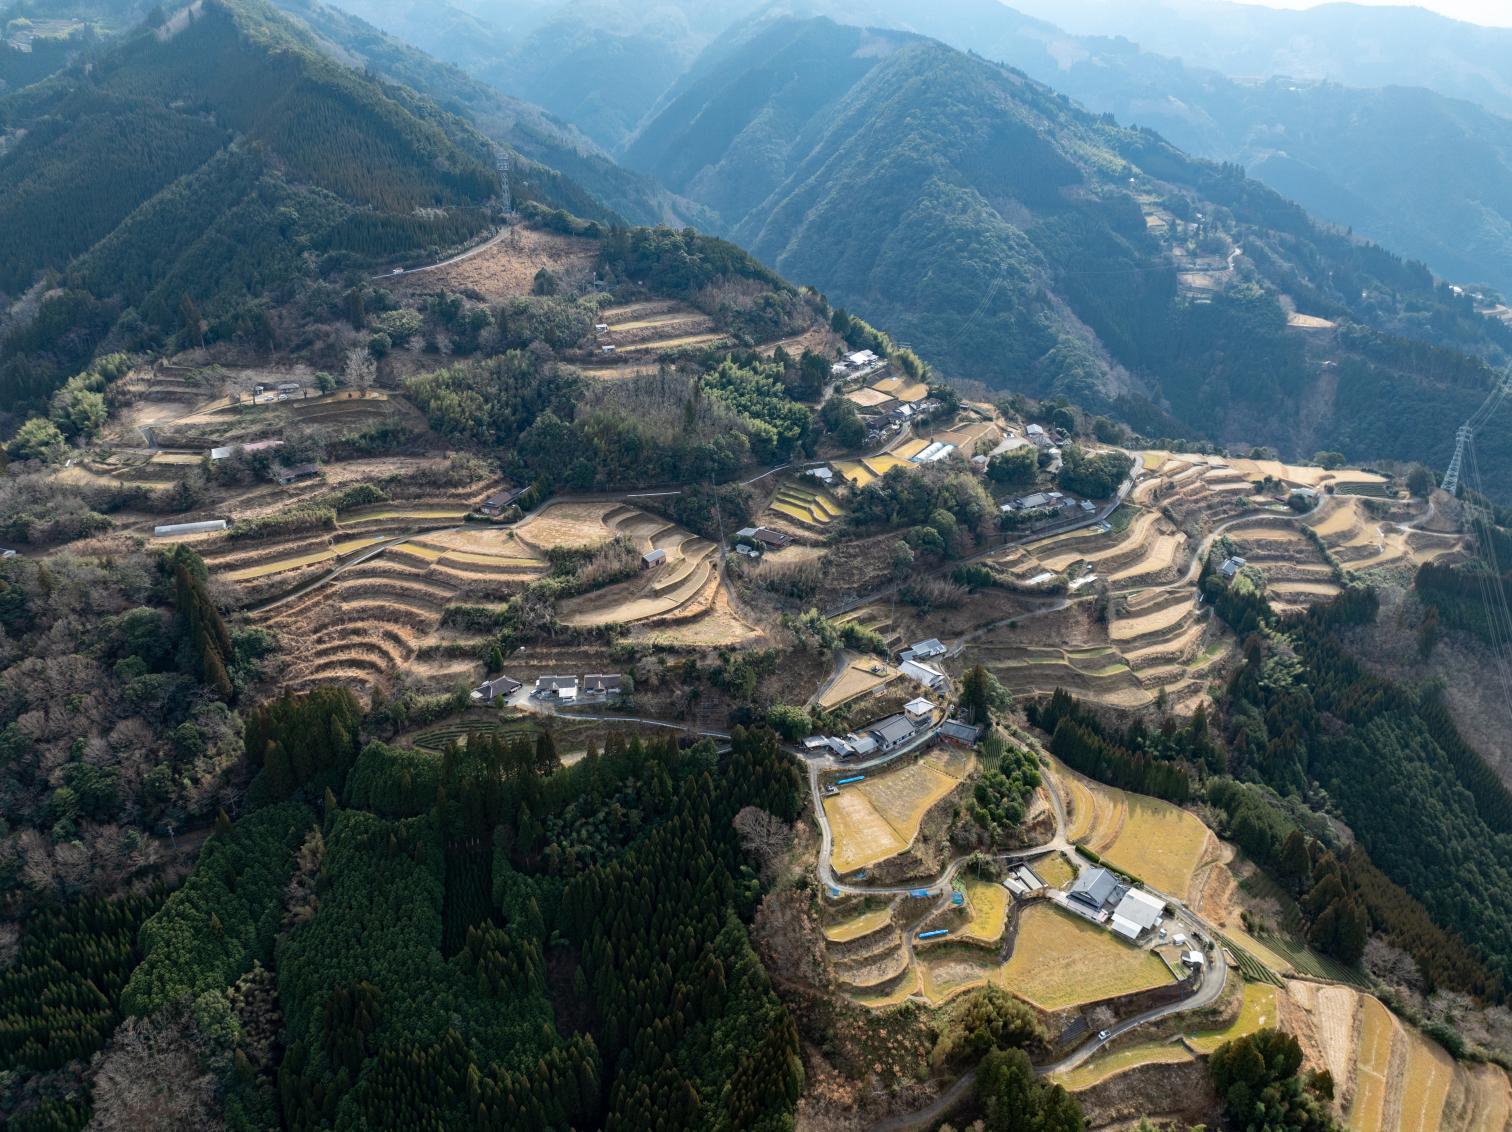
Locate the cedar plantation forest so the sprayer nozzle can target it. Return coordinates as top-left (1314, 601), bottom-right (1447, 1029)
top-left (11, 1), bottom-right (1512, 1131)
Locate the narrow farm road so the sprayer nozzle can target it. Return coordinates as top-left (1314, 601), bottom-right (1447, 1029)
top-left (373, 226), bottom-right (508, 280)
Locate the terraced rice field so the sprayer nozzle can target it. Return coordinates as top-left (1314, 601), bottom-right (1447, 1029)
top-left (1350, 996), bottom-right (1398, 1132)
top-left (957, 878), bottom-right (1009, 942)
top-left (997, 904), bottom-right (1176, 1010)
top-left (769, 479), bottom-right (843, 527)
top-left (871, 375), bottom-right (929, 402)
top-left (824, 748), bottom-right (974, 874)
top-left (1054, 759), bottom-right (1213, 898)
top-left (893, 437), bottom-right (930, 459)
top-left (556, 512), bottom-right (719, 629)
top-left (1056, 1041), bottom-right (1193, 1091)
top-left (918, 947), bottom-right (997, 1005)
top-left (1186, 981), bottom-right (1279, 1053)
top-left (846, 386), bottom-right (894, 408)
top-left (1282, 983), bottom-right (1512, 1132)
top-left (823, 907), bottom-right (895, 943)
top-left (617, 332), bottom-right (726, 352)
top-left (816, 657), bottom-right (898, 709)
top-left (1090, 791), bottom-right (1215, 899)
top-left (833, 453), bottom-right (913, 489)
top-left (221, 535), bottom-right (385, 582)
top-left (338, 505), bottom-right (470, 524)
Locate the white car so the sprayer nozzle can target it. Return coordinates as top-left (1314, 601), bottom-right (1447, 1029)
top-left (1097, 1030), bottom-right (1111, 1043)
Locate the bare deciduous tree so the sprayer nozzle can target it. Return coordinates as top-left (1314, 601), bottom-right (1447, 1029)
top-left (733, 805), bottom-right (793, 884)
top-left (344, 346), bottom-right (377, 393)
top-left (88, 1009), bottom-right (222, 1132)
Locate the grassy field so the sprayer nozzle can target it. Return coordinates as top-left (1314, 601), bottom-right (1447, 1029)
top-left (1056, 1041), bottom-right (1192, 1091)
top-left (824, 749), bottom-right (972, 874)
top-left (1034, 852), bottom-right (1077, 890)
top-left (996, 904), bottom-right (1175, 1011)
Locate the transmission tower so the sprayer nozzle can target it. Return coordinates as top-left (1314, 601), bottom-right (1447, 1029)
top-left (1443, 373), bottom-right (1512, 496)
top-left (496, 150), bottom-right (511, 214)
top-left (1443, 424), bottom-right (1470, 496)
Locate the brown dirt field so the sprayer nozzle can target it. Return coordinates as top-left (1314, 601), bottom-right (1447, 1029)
top-left (846, 387), bottom-right (893, 408)
top-left (627, 583), bottom-right (765, 647)
top-left (618, 332), bottom-right (727, 352)
top-left (391, 226), bottom-right (599, 301)
top-left (513, 501), bottom-right (619, 552)
top-left (817, 658), bottom-right (899, 709)
top-left (1288, 312), bottom-right (1336, 329)
top-left (1110, 597), bottom-right (1195, 642)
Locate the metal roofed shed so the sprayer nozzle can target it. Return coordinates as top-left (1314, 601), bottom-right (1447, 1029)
top-left (898, 659), bottom-right (947, 692)
top-left (1110, 915), bottom-right (1144, 942)
top-left (153, 520), bottom-right (228, 537)
top-left (1112, 887), bottom-right (1165, 936)
top-left (642, 548), bottom-right (668, 568)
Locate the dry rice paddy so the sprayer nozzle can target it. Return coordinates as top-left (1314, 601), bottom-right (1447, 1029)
top-left (1350, 995), bottom-right (1398, 1132)
top-left (221, 536), bottom-right (385, 582)
top-left (1281, 983), bottom-right (1512, 1132)
top-left (958, 878), bottom-right (1009, 942)
top-left (1056, 1041), bottom-right (1193, 1091)
top-left (997, 904), bottom-right (1176, 1011)
top-left (823, 908), bottom-right (894, 943)
top-left (824, 748), bottom-right (974, 874)
top-left (1054, 759), bottom-right (1214, 898)
top-left (1187, 981), bottom-right (1279, 1053)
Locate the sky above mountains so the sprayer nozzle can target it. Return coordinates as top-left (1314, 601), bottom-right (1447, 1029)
top-left (1232, 0), bottom-right (1512, 27)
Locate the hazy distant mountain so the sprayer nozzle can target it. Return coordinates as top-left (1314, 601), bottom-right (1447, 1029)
top-left (1000, 0), bottom-right (1512, 117)
top-left (628, 17), bottom-right (1512, 490)
top-left (315, 0), bottom-right (758, 151)
top-left (321, 0), bottom-right (1512, 291)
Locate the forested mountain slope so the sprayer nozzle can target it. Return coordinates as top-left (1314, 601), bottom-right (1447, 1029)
top-left (627, 17), bottom-right (1512, 498)
top-left (700, 0), bottom-right (1512, 297)
top-left (0, 0), bottom-right (511, 425)
top-left (267, 0), bottom-right (709, 227)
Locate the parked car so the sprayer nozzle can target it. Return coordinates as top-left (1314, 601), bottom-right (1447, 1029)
top-left (1096, 1030), bottom-right (1111, 1043)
